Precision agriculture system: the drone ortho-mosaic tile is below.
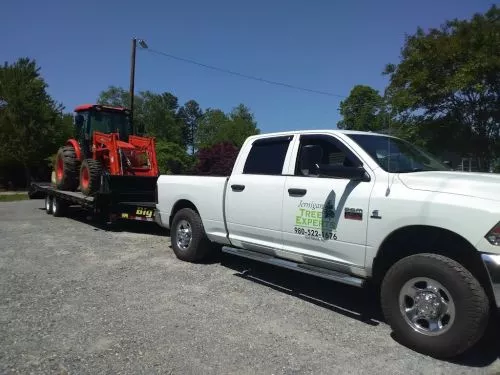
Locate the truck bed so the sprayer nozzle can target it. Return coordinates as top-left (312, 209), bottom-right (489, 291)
top-left (156, 174), bottom-right (229, 243)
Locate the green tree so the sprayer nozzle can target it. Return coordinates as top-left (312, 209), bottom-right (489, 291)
top-left (97, 85), bottom-right (131, 107)
top-left (141, 91), bottom-right (184, 145)
top-left (383, 5), bottom-right (500, 170)
top-left (0, 58), bottom-right (71, 186)
top-left (155, 140), bottom-right (194, 174)
top-left (337, 85), bottom-right (387, 131)
top-left (195, 108), bottom-right (230, 149)
top-left (226, 104), bottom-right (260, 146)
top-left (196, 104), bottom-right (260, 149)
top-left (44, 112), bottom-right (75, 170)
top-left (178, 100), bottom-right (203, 154)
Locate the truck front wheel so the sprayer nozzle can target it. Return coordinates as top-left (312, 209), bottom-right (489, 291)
top-left (171, 208), bottom-right (212, 262)
top-left (381, 253), bottom-right (490, 358)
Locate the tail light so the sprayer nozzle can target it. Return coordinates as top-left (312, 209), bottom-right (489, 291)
top-left (486, 222), bottom-right (500, 246)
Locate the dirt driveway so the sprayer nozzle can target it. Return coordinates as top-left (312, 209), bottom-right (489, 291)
top-left (1, 200), bottom-right (499, 374)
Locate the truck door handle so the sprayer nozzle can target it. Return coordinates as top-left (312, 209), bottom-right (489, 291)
top-left (231, 184), bottom-right (245, 192)
top-left (288, 188), bottom-right (307, 196)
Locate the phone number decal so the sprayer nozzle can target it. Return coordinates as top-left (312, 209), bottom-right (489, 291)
top-left (294, 227), bottom-right (337, 240)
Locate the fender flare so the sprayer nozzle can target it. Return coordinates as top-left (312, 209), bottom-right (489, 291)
top-left (65, 139), bottom-right (82, 161)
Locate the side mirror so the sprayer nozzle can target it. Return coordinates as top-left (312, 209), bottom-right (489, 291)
top-left (318, 165), bottom-right (370, 181)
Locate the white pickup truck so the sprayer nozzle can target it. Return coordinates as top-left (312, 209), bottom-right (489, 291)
top-left (155, 129), bottom-right (500, 358)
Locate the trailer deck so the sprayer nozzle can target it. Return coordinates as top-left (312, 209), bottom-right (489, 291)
top-left (29, 180), bottom-right (158, 223)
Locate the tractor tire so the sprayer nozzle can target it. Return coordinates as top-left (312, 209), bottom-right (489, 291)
top-left (170, 208), bottom-right (213, 263)
top-left (55, 146), bottom-right (80, 191)
top-left (79, 159), bottom-right (102, 196)
top-left (380, 253), bottom-right (490, 358)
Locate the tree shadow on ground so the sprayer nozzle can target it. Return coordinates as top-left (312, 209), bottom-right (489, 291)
top-left (220, 252), bottom-right (500, 368)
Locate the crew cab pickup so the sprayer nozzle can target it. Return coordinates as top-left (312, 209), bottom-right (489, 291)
top-left (155, 129), bottom-right (500, 358)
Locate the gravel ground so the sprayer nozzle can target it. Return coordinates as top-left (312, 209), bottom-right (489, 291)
top-left (0, 200), bottom-right (499, 375)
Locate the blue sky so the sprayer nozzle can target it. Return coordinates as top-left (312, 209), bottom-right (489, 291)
top-left (2, 0), bottom-right (493, 133)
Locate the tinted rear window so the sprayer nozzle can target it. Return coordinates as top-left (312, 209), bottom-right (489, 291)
top-left (243, 138), bottom-right (291, 175)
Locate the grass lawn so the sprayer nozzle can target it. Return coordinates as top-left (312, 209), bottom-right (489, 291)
top-left (0, 193), bottom-right (29, 202)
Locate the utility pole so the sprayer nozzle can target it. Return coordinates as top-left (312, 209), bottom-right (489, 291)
top-left (129, 37), bottom-right (137, 134)
top-left (128, 37), bottom-right (148, 135)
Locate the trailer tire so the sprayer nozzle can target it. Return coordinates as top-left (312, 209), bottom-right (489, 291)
top-left (381, 253), bottom-right (490, 358)
top-left (55, 146), bottom-right (80, 191)
top-left (52, 196), bottom-right (67, 217)
top-left (80, 159), bottom-right (102, 196)
top-left (171, 208), bottom-right (212, 262)
top-left (45, 195), bottom-right (53, 214)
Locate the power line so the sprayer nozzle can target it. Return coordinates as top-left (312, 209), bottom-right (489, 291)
top-left (143, 47), bottom-right (347, 99)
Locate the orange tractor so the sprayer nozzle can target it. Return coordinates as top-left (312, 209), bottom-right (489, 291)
top-left (54, 104), bottom-right (159, 197)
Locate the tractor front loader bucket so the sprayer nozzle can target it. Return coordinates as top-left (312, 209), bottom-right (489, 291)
top-left (101, 174), bottom-right (159, 205)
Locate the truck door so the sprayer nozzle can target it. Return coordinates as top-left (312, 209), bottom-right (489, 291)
top-left (225, 135), bottom-right (293, 254)
top-left (281, 133), bottom-right (374, 270)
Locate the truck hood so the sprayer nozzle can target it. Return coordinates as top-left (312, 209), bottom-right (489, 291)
top-left (398, 171), bottom-right (500, 202)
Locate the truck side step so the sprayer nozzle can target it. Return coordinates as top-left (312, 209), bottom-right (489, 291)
top-left (221, 246), bottom-right (365, 288)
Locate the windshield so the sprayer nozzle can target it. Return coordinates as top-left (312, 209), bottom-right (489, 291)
top-left (346, 133), bottom-right (451, 173)
top-left (89, 110), bottom-right (131, 141)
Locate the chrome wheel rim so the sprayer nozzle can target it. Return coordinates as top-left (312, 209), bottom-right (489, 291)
top-left (176, 220), bottom-right (192, 250)
top-left (45, 196), bottom-right (51, 211)
top-left (52, 197), bottom-right (57, 214)
top-left (399, 277), bottom-right (455, 336)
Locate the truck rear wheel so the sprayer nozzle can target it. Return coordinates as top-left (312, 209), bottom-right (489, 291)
top-left (171, 208), bottom-right (212, 262)
top-left (55, 146), bottom-right (80, 191)
top-left (80, 159), bottom-right (102, 196)
top-left (381, 253), bottom-right (490, 358)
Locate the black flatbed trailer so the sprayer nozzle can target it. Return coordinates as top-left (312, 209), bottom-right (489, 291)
top-left (28, 175), bottom-right (158, 223)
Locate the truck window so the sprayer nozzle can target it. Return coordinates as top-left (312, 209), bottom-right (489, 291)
top-left (243, 136), bottom-right (291, 175)
top-left (295, 134), bottom-right (361, 177)
top-left (346, 133), bottom-right (450, 173)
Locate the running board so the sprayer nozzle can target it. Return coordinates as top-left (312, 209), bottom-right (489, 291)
top-left (221, 246), bottom-right (365, 288)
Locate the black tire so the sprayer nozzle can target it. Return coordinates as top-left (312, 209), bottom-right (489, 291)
top-left (381, 253), bottom-right (490, 358)
top-left (55, 146), bottom-right (80, 191)
top-left (80, 159), bottom-right (102, 196)
top-left (170, 208), bottom-right (212, 262)
top-left (52, 196), bottom-right (67, 217)
top-left (45, 195), bottom-right (53, 214)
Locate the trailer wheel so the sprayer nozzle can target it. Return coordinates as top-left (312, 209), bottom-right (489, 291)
top-left (55, 146), bottom-right (80, 191)
top-left (171, 208), bottom-right (212, 262)
top-left (381, 253), bottom-right (490, 358)
top-left (51, 196), bottom-right (67, 217)
top-left (45, 195), bottom-right (53, 214)
top-left (80, 159), bottom-right (102, 196)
